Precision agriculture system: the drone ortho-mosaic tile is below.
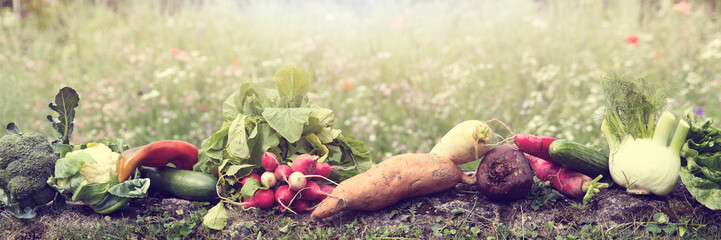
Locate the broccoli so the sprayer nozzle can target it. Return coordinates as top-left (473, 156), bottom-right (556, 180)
top-left (0, 131), bottom-right (59, 209)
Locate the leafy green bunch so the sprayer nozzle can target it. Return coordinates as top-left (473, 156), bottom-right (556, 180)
top-left (680, 113), bottom-right (721, 210)
top-left (195, 65), bottom-right (373, 229)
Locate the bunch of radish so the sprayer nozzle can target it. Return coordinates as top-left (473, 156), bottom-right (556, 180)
top-left (240, 152), bottom-right (339, 213)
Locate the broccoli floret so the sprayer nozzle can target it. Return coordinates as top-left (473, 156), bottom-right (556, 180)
top-left (0, 169), bottom-right (7, 189)
top-left (0, 131), bottom-right (59, 209)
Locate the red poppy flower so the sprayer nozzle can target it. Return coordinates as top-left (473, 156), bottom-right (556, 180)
top-left (672, 1), bottom-right (691, 15)
top-left (626, 35), bottom-right (639, 46)
top-left (343, 81), bottom-right (355, 92)
top-left (170, 48), bottom-right (187, 58)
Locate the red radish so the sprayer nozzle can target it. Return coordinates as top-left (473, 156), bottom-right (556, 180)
top-left (262, 152), bottom-right (279, 171)
top-left (241, 173), bottom-right (261, 185)
top-left (514, 134), bottom-right (556, 161)
top-left (275, 185), bottom-right (296, 211)
top-left (260, 171), bottom-right (277, 187)
top-left (291, 154), bottom-right (318, 175)
top-left (311, 162), bottom-right (349, 181)
top-left (316, 185), bottom-right (335, 202)
top-left (241, 189), bottom-right (275, 209)
top-left (275, 164), bottom-right (292, 182)
top-left (291, 199), bottom-right (312, 213)
top-left (313, 162), bottom-right (333, 181)
top-left (319, 184), bottom-right (334, 194)
top-left (288, 172), bottom-right (307, 192)
top-left (299, 181), bottom-right (324, 201)
top-left (524, 153), bottom-right (608, 203)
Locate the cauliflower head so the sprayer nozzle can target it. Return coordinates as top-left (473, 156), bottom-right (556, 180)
top-left (70, 143), bottom-right (120, 184)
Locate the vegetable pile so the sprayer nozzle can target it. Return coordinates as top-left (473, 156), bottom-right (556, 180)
top-left (312, 120), bottom-right (493, 219)
top-left (195, 65), bottom-right (374, 229)
top-left (48, 141), bottom-right (151, 214)
top-left (514, 134), bottom-right (609, 204)
top-left (4, 67), bottom-right (721, 235)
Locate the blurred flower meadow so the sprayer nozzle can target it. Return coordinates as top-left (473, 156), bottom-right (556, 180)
top-left (1, 0), bottom-right (720, 164)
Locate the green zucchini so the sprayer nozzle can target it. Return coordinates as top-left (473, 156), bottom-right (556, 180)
top-left (548, 139), bottom-right (609, 178)
top-left (139, 166), bottom-right (218, 201)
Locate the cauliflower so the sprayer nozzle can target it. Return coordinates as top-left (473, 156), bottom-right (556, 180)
top-left (48, 141), bottom-right (150, 214)
top-left (0, 131), bottom-right (59, 209)
top-left (68, 144), bottom-right (120, 184)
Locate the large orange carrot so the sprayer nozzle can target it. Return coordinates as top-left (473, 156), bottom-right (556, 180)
top-left (310, 153), bottom-right (474, 219)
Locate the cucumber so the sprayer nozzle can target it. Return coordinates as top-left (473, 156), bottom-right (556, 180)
top-left (548, 139), bottom-right (609, 178)
top-left (138, 166), bottom-right (218, 201)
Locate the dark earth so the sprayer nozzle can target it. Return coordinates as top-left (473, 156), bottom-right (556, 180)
top-left (2, 173), bottom-right (721, 239)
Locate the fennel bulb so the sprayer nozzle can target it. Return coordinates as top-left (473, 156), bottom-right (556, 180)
top-left (601, 74), bottom-right (689, 196)
top-left (607, 112), bottom-right (689, 195)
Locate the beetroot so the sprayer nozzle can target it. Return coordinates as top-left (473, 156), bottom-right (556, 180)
top-left (475, 144), bottom-right (533, 200)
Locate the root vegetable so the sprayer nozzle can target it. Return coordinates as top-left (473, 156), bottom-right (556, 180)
top-left (513, 134), bottom-right (556, 161)
top-left (262, 152), bottom-right (279, 171)
top-left (299, 181), bottom-right (326, 201)
top-left (475, 145), bottom-right (534, 200)
top-left (311, 120), bottom-right (492, 220)
top-left (525, 153), bottom-right (608, 204)
top-left (311, 153), bottom-right (476, 219)
top-left (275, 185), bottom-right (296, 210)
top-left (312, 162), bottom-right (347, 181)
top-left (430, 120), bottom-right (493, 165)
top-left (317, 185), bottom-right (334, 202)
top-left (291, 154), bottom-right (318, 175)
top-left (275, 165), bottom-right (292, 182)
top-left (288, 172), bottom-right (307, 191)
top-left (261, 171), bottom-right (277, 187)
top-left (241, 173), bottom-right (261, 185)
top-left (241, 189), bottom-right (275, 209)
top-left (291, 199), bottom-right (313, 213)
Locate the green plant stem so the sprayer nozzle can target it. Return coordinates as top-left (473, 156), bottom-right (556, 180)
top-left (601, 119), bottom-right (620, 149)
top-left (652, 111), bottom-right (676, 147)
top-left (670, 120), bottom-right (690, 154)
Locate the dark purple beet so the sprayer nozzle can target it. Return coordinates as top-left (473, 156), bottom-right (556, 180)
top-left (475, 144), bottom-right (533, 200)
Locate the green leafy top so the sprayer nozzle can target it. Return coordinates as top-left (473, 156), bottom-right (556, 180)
top-left (601, 73), bottom-right (668, 148)
top-left (47, 87), bottom-right (80, 145)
